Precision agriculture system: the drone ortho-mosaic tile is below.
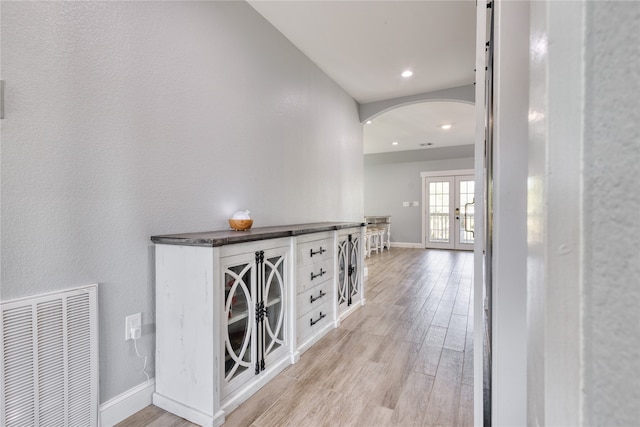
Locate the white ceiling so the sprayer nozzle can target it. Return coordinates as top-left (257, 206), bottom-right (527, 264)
top-left (248, 0), bottom-right (477, 154)
top-left (363, 101), bottom-right (475, 154)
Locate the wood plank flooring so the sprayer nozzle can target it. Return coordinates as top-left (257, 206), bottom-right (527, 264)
top-left (117, 248), bottom-right (474, 427)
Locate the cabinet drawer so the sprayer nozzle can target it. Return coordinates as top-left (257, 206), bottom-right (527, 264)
top-left (297, 238), bottom-right (334, 267)
top-left (296, 258), bottom-right (334, 294)
top-left (297, 281), bottom-right (332, 318)
top-left (297, 300), bottom-right (333, 342)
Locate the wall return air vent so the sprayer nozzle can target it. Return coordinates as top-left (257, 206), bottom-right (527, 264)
top-left (1, 284), bottom-right (98, 427)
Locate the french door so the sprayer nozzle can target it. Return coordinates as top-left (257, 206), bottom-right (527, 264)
top-left (423, 174), bottom-right (475, 250)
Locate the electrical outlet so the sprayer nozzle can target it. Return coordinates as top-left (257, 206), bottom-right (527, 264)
top-left (412, 201), bottom-right (419, 207)
top-left (125, 313), bottom-right (141, 341)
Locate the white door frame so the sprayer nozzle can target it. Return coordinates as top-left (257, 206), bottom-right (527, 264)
top-left (421, 169), bottom-right (475, 250)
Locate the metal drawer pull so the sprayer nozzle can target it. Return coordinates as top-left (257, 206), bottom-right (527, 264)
top-left (310, 268), bottom-right (326, 281)
top-left (310, 290), bottom-right (326, 304)
top-left (310, 312), bottom-right (326, 326)
top-left (310, 247), bottom-right (326, 257)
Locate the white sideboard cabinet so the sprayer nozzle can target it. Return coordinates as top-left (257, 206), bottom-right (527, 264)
top-left (151, 222), bottom-right (364, 427)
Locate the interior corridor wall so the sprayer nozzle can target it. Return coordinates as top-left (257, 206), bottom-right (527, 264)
top-left (582, 1), bottom-right (640, 424)
top-left (364, 146), bottom-right (473, 245)
top-left (0, 1), bottom-right (363, 403)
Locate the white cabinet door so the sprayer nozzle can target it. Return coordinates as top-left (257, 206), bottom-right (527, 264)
top-left (260, 248), bottom-right (287, 368)
top-left (337, 229), bottom-right (362, 318)
top-left (221, 251), bottom-right (257, 397)
top-left (220, 244), bottom-right (289, 400)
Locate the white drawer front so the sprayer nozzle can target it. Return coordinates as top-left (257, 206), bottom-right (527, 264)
top-left (297, 300), bottom-right (332, 342)
top-left (296, 258), bottom-right (334, 294)
top-left (296, 238), bottom-right (334, 267)
top-left (295, 231), bottom-right (333, 245)
top-left (297, 281), bottom-right (332, 318)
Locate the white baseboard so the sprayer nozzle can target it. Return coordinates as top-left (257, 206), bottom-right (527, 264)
top-left (390, 242), bottom-right (423, 249)
top-left (99, 378), bottom-right (155, 427)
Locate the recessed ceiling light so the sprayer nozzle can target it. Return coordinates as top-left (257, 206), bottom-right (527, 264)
top-left (441, 124), bottom-right (452, 130)
top-left (401, 70), bottom-right (413, 78)
top-left (392, 141), bottom-right (399, 146)
top-left (365, 120), bottom-right (372, 124)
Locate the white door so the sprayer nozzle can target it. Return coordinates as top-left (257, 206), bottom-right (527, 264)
top-left (454, 175), bottom-right (475, 250)
top-left (424, 175), bottom-right (475, 250)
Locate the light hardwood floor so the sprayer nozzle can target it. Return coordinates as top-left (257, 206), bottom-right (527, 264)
top-left (117, 247), bottom-right (474, 427)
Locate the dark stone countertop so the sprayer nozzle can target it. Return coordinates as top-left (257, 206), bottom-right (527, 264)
top-left (150, 222), bottom-right (365, 247)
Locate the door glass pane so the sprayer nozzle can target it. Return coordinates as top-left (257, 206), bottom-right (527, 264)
top-left (429, 181), bottom-right (450, 243)
top-left (264, 255), bottom-right (284, 355)
top-left (459, 180), bottom-right (475, 244)
top-left (337, 240), bottom-right (348, 306)
top-left (224, 263), bottom-right (252, 381)
top-left (349, 237), bottom-right (359, 297)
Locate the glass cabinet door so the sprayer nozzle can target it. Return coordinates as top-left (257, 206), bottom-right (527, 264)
top-left (348, 235), bottom-right (360, 303)
top-left (337, 238), bottom-right (348, 310)
top-left (223, 262), bottom-right (254, 382)
top-left (262, 254), bottom-right (285, 359)
top-left (222, 245), bottom-right (288, 394)
top-left (337, 232), bottom-right (360, 315)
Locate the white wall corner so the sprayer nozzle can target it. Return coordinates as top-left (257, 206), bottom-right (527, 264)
top-left (99, 379), bottom-right (155, 427)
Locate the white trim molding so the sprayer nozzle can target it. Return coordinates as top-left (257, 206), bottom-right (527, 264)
top-left (491, 1), bottom-right (529, 424)
top-left (99, 379), bottom-right (155, 427)
top-left (390, 242), bottom-right (423, 249)
top-left (419, 169), bottom-right (474, 178)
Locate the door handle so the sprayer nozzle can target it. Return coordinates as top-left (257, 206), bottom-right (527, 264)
top-left (464, 198), bottom-right (475, 235)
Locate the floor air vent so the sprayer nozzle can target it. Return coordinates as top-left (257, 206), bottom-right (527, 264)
top-left (1, 285), bottom-right (98, 427)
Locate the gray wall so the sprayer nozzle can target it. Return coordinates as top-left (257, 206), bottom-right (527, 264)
top-left (583, 1), bottom-right (640, 424)
top-left (364, 145), bottom-right (474, 244)
top-left (0, 1), bottom-right (363, 402)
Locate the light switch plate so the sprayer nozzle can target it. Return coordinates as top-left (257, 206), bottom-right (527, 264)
top-left (402, 201), bottom-right (410, 207)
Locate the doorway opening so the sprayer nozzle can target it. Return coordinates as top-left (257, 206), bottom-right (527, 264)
top-left (421, 169), bottom-right (475, 250)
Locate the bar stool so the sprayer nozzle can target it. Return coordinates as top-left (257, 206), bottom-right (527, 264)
top-left (367, 227), bottom-right (380, 256)
top-left (364, 229), bottom-right (372, 258)
top-left (377, 229), bottom-right (386, 252)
